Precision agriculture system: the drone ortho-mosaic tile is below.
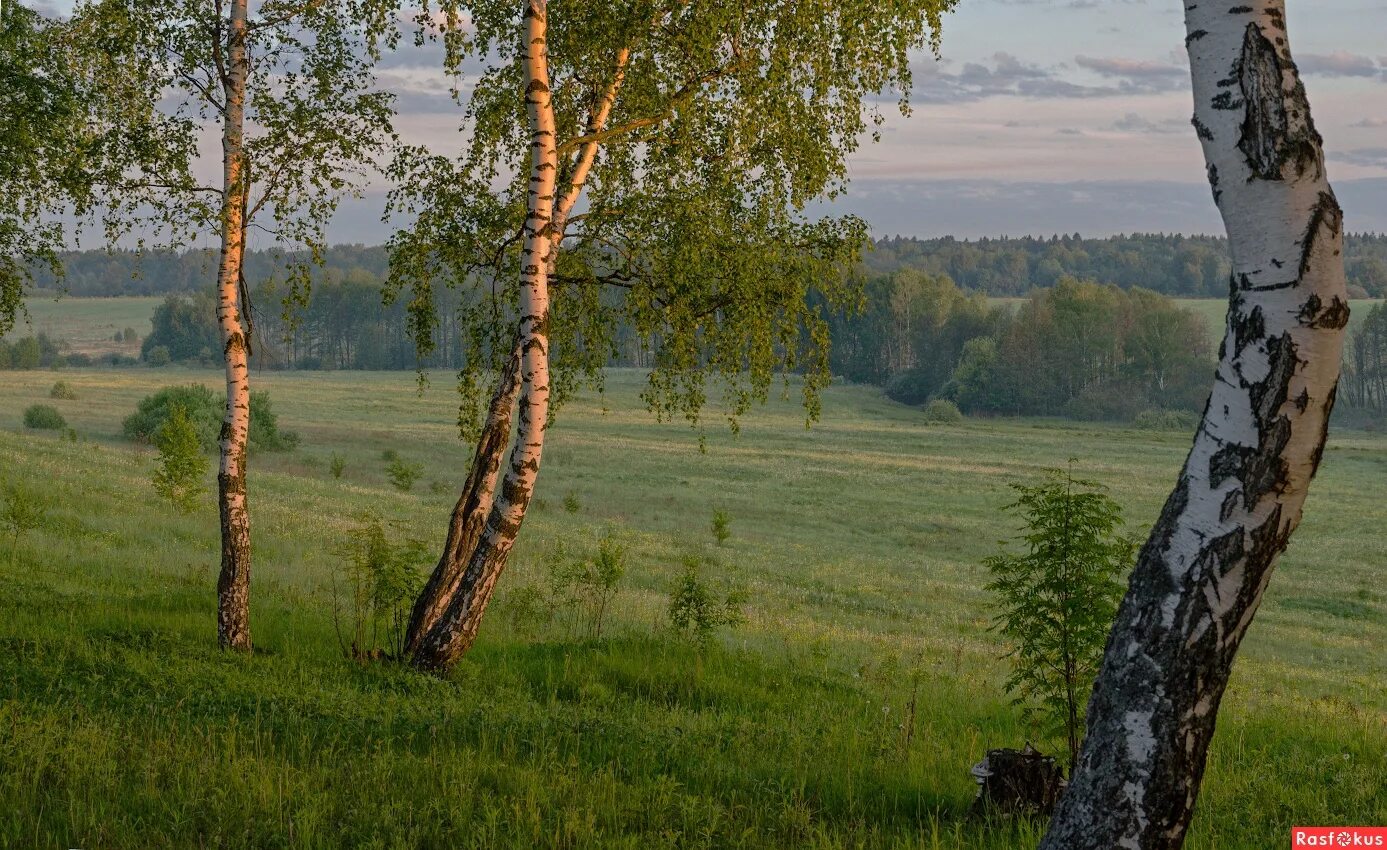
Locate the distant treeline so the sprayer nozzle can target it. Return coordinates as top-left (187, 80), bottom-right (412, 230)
top-left (29, 233), bottom-right (1387, 300)
top-left (864, 233), bottom-right (1387, 298)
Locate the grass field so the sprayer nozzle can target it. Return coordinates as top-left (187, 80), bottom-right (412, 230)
top-left (10, 293), bottom-right (161, 357)
top-left (1, 367), bottom-right (1384, 849)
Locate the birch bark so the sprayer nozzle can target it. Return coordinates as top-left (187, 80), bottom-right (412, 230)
top-left (215, 0), bottom-right (254, 652)
top-left (1040, 2), bottom-right (1348, 847)
top-left (410, 0), bottom-right (558, 672)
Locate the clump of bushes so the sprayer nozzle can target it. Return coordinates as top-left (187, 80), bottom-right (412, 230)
top-left (922, 398), bottom-right (964, 424)
top-left (711, 508), bottom-right (731, 545)
top-left (145, 345), bottom-right (172, 367)
top-left (23, 404), bottom-right (67, 430)
top-left (49, 381), bottom-right (77, 400)
top-left (122, 385), bottom-right (299, 452)
top-left (2, 483), bottom-right (46, 564)
top-left (884, 367), bottom-right (937, 407)
top-left (1134, 409), bottom-right (1199, 431)
top-left (507, 530), bottom-right (631, 640)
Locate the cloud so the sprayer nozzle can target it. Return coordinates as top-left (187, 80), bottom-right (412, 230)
top-left (1073, 55), bottom-right (1187, 94)
top-left (1334, 148), bottom-right (1387, 169)
top-left (1353, 118), bottom-right (1387, 128)
top-left (1297, 51), bottom-right (1379, 78)
top-left (1112, 112), bottom-right (1184, 134)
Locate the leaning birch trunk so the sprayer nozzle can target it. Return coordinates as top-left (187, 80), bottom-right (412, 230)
top-left (404, 345), bottom-right (521, 653)
top-left (1040, 2), bottom-right (1348, 847)
top-left (215, 0), bottom-right (254, 652)
top-left (409, 0), bottom-right (556, 673)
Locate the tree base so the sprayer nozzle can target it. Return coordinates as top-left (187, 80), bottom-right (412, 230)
top-left (970, 744), bottom-right (1066, 816)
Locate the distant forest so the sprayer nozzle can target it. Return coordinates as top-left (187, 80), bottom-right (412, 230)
top-left (8, 235), bottom-right (1387, 424)
top-left (28, 232), bottom-right (1387, 300)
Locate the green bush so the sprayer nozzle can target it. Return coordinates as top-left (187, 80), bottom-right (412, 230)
top-left (1, 483), bottom-right (45, 564)
top-left (23, 405), bottom-right (66, 430)
top-left (145, 345), bottom-right (172, 367)
top-left (1134, 409), bottom-right (1200, 431)
top-left (922, 399), bottom-right (964, 424)
top-left (884, 366), bottom-right (940, 407)
top-left (329, 452), bottom-right (347, 479)
top-left (151, 405), bottom-right (209, 514)
top-left (668, 556), bottom-right (747, 647)
top-left (49, 380), bottom-right (76, 400)
top-left (711, 508), bottom-right (731, 545)
top-left (386, 457), bottom-right (423, 492)
top-left (122, 385), bottom-right (298, 452)
top-left (330, 513), bottom-right (428, 660)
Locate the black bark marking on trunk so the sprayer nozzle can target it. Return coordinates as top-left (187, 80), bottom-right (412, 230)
top-left (1299, 190), bottom-right (1343, 277)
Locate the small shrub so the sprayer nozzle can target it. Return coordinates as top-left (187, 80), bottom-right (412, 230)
top-left (49, 380), bottom-right (76, 400)
top-left (563, 492), bottom-right (581, 514)
top-left (23, 404), bottom-right (66, 430)
top-left (146, 345), bottom-right (172, 367)
top-left (1, 484), bottom-right (45, 564)
top-left (922, 398), bottom-right (964, 424)
top-left (151, 404), bottom-right (209, 514)
top-left (329, 452), bottom-right (346, 479)
top-left (330, 513), bottom-right (428, 661)
top-left (429, 480), bottom-right (450, 495)
top-left (386, 457), bottom-right (423, 492)
top-left (544, 530), bottom-right (629, 639)
top-left (667, 555), bottom-right (747, 647)
top-left (380, 448), bottom-right (399, 462)
top-left (984, 466), bottom-right (1133, 774)
top-left (884, 366), bottom-right (940, 407)
top-left (711, 508), bottom-right (731, 545)
top-left (1134, 409), bottom-right (1199, 431)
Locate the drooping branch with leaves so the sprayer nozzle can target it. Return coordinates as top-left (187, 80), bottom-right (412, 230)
top-left (390, 0), bottom-right (958, 672)
top-left (67, 0), bottom-right (399, 650)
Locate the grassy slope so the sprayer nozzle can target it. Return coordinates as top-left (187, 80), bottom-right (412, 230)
top-left (0, 367), bottom-right (1383, 849)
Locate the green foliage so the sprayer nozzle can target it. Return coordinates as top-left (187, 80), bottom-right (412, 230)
top-left (328, 452), bottom-right (346, 480)
top-left (922, 399), bottom-right (964, 424)
top-left (141, 293), bottom-right (217, 363)
top-left (711, 509), bottom-right (732, 546)
top-left (563, 493), bottom-right (582, 515)
top-left (1344, 302), bottom-right (1387, 414)
top-left (984, 467), bottom-right (1133, 773)
top-left (23, 404), bottom-right (66, 430)
top-left (387, 0), bottom-right (958, 437)
top-left (385, 457), bottom-right (423, 492)
top-left (122, 385), bottom-right (297, 452)
top-left (0, 481), bottom-right (45, 563)
top-left (48, 380), bottom-right (76, 400)
top-left (330, 513), bottom-right (428, 661)
top-left (150, 404), bottom-right (208, 514)
top-left (1134, 409), bottom-right (1200, 431)
top-left (668, 555), bottom-right (747, 647)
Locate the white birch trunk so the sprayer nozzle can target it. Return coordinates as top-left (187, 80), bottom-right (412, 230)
top-left (1040, 2), bottom-right (1348, 847)
top-left (410, 0), bottom-right (557, 672)
top-left (215, 0), bottom-right (254, 652)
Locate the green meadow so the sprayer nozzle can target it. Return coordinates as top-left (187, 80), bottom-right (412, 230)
top-left (1, 366), bottom-right (1384, 848)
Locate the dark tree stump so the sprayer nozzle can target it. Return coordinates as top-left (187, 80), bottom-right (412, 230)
top-left (970, 744), bottom-right (1066, 816)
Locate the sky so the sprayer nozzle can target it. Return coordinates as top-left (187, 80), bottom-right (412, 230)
top-left (43, 0), bottom-right (1387, 242)
top-left (326, 0), bottom-right (1387, 242)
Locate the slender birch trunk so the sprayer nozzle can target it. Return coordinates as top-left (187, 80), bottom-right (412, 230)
top-left (1040, 2), bottom-right (1348, 847)
top-left (405, 25), bottom-right (630, 672)
top-left (409, 0), bottom-right (557, 673)
top-left (215, 0), bottom-right (254, 651)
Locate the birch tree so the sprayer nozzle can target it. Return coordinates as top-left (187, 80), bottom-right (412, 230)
top-left (69, 0), bottom-right (396, 650)
top-left (390, 0), bottom-right (958, 673)
top-left (1040, 2), bottom-right (1348, 846)
top-left (0, 3), bottom-right (101, 335)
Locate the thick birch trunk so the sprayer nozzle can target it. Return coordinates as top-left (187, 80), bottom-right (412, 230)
top-left (404, 345), bottom-right (521, 654)
top-left (215, 0), bottom-right (254, 652)
top-left (409, 0), bottom-right (557, 673)
top-left (1039, 3), bottom-right (1347, 847)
